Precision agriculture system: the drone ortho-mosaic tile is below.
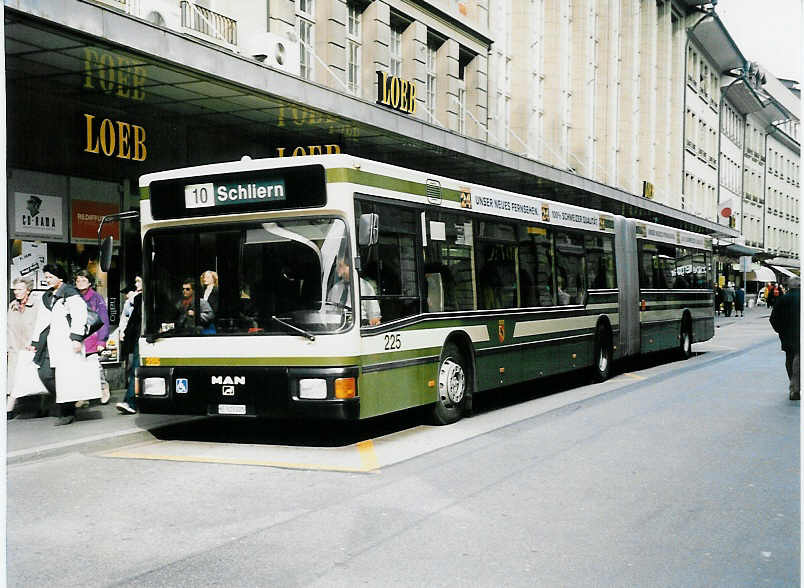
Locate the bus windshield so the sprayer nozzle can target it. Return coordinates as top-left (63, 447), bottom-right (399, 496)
top-left (144, 217), bottom-right (354, 337)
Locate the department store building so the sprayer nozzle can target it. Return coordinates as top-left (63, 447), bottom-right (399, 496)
top-left (6, 0), bottom-right (756, 319)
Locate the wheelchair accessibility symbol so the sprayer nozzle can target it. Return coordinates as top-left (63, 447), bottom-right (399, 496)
top-left (176, 378), bottom-right (188, 394)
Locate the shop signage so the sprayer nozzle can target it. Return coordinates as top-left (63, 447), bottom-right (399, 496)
top-left (71, 200), bottom-right (120, 241)
top-left (14, 192), bottom-right (65, 239)
top-left (276, 144), bottom-right (341, 157)
top-left (82, 48), bottom-right (146, 101)
top-left (84, 114), bottom-right (147, 161)
top-left (376, 72), bottom-right (417, 115)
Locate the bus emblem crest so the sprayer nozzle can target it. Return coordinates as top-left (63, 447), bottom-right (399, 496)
top-left (498, 320), bottom-right (505, 343)
top-left (460, 190), bottom-right (472, 209)
top-left (541, 204), bottom-right (550, 222)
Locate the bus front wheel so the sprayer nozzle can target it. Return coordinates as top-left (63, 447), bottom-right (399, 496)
top-left (432, 342), bottom-right (469, 425)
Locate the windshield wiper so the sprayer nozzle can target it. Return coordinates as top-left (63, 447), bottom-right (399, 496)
top-left (271, 316), bottom-right (316, 341)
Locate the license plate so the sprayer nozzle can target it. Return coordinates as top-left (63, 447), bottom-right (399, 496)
top-left (218, 404), bottom-right (247, 415)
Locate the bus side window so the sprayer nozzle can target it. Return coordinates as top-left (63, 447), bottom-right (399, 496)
top-left (555, 231), bottom-right (586, 305)
top-left (518, 225), bottom-right (555, 307)
top-left (638, 242), bottom-right (656, 289)
top-left (355, 198), bottom-right (420, 323)
top-left (584, 234), bottom-right (616, 289)
top-left (475, 222), bottom-right (518, 310)
top-left (423, 212), bottom-right (476, 311)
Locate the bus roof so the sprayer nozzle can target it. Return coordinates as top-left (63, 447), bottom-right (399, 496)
top-left (140, 154), bottom-right (712, 249)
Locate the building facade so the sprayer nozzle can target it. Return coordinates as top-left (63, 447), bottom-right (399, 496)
top-left (4, 0), bottom-right (798, 318)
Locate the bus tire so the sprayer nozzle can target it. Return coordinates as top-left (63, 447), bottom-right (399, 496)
top-left (593, 326), bottom-right (612, 382)
top-left (432, 342), bottom-right (470, 425)
top-left (679, 319), bottom-right (693, 360)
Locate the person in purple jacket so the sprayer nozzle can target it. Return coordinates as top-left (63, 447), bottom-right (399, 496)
top-left (74, 270), bottom-right (111, 405)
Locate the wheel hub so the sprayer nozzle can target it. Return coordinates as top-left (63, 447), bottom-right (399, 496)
top-left (598, 348), bottom-right (608, 372)
top-left (438, 359), bottom-right (465, 406)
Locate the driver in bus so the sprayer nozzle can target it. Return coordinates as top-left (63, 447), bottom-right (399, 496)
top-left (176, 279), bottom-right (215, 332)
top-left (328, 255), bottom-right (381, 326)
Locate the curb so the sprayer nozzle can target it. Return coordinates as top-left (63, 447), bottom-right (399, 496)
top-left (7, 416), bottom-right (204, 466)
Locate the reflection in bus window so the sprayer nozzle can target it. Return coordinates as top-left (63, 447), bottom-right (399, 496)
top-left (554, 231), bottom-right (586, 304)
top-left (518, 225), bottom-right (555, 307)
top-left (423, 211), bottom-right (476, 312)
top-left (476, 221), bottom-right (518, 310)
top-left (584, 234), bottom-right (616, 289)
top-left (356, 200), bottom-right (420, 323)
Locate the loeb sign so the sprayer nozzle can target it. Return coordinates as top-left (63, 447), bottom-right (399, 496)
top-left (376, 71), bottom-right (417, 115)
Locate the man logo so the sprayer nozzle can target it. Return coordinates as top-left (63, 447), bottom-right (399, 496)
top-left (211, 376), bottom-right (246, 385)
top-left (222, 385), bottom-right (235, 396)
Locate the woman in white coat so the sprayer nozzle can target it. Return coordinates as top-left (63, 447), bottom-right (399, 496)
top-left (30, 264), bottom-right (101, 425)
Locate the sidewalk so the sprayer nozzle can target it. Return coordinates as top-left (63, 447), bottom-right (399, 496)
top-left (6, 307), bottom-right (780, 465)
top-left (6, 389), bottom-right (200, 465)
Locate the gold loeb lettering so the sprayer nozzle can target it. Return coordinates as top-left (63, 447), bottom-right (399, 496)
top-left (84, 113), bottom-right (147, 161)
top-left (82, 48), bottom-right (146, 102)
top-left (376, 71), bottom-right (416, 114)
top-left (276, 144), bottom-right (341, 157)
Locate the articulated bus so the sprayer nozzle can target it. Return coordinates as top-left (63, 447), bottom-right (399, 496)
top-left (124, 155), bottom-right (714, 424)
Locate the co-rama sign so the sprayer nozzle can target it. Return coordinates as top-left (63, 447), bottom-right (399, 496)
top-left (376, 72), bottom-right (417, 115)
top-left (184, 179), bottom-right (286, 209)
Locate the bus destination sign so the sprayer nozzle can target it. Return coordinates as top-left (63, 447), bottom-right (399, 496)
top-left (184, 179), bottom-right (286, 209)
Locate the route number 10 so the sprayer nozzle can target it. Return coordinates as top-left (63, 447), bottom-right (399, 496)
top-left (184, 183), bottom-right (215, 209)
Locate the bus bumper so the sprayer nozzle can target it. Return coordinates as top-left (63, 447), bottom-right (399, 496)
top-left (135, 365), bottom-right (360, 420)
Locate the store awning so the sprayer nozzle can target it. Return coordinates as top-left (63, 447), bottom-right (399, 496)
top-left (747, 266), bottom-right (776, 282)
top-left (718, 243), bottom-right (764, 257)
top-left (771, 265), bottom-right (798, 278)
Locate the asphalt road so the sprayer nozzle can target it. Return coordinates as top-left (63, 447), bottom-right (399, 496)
top-left (7, 325), bottom-right (799, 586)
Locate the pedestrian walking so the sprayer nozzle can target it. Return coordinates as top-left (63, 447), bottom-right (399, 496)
top-left (116, 285), bottom-right (142, 415)
top-left (74, 270), bottom-right (111, 406)
top-left (722, 282), bottom-right (735, 317)
top-left (767, 282), bottom-right (779, 309)
top-left (30, 264), bottom-right (101, 425)
top-left (7, 278), bottom-right (41, 417)
top-left (770, 277), bottom-right (800, 401)
top-left (735, 285), bottom-right (745, 317)
top-left (714, 285), bottom-right (723, 316)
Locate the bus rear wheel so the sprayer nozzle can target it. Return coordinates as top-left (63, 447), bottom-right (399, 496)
top-left (593, 327), bottom-right (612, 382)
top-left (432, 342), bottom-right (469, 425)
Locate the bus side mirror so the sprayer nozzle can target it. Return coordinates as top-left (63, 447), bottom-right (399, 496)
top-left (358, 213), bottom-right (379, 246)
top-left (99, 236), bottom-right (114, 273)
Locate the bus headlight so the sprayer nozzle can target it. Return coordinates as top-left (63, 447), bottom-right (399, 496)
top-left (299, 378), bottom-right (327, 399)
top-left (143, 378), bottom-right (167, 396)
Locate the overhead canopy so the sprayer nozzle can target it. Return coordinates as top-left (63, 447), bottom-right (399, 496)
top-left (747, 266), bottom-right (775, 282)
top-left (770, 265), bottom-right (798, 278)
top-left (718, 243), bottom-right (764, 257)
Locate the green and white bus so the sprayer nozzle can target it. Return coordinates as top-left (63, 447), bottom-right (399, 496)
top-left (125, 155), bottom-right (714, 424)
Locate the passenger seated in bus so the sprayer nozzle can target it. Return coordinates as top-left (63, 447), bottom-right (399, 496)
top-left (327, 255), bottom-right (381, 326)
top-left (175, 279), bottom-right (214, 333)
top-left (200, 270), bottom-right (219, 314)
top-left (237, 286), bottom-right (259, 331)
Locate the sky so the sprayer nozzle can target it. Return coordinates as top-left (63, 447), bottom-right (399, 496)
top-left (715, 0), bottom-right (802, 83)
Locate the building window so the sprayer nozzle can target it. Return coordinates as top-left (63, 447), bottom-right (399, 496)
top-left (426, 42), bottom-right (437, 123)
top-left (297, 0), bottom-right (315, 81)
top-left (346, 2), bottom-right (361, 95)
top-left (390, 26), bottom-right (403, 77)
